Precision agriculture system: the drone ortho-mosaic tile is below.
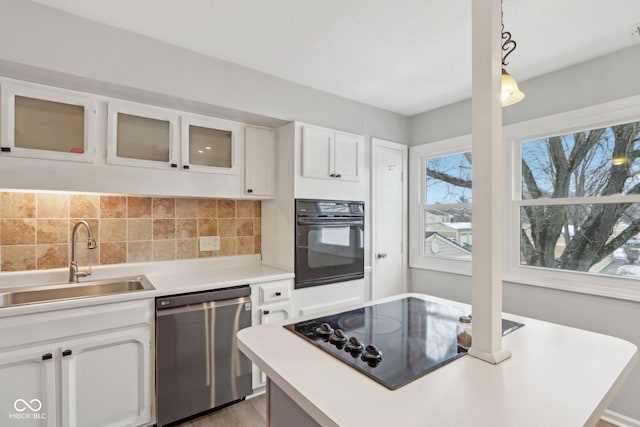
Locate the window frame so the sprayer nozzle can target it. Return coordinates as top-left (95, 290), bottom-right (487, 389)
top-left (503, 95), bottom-right (640, 302)
top-left (409, 135), bottom-right (472, 275)
top-left (409, 95), bottom-right (640, 302)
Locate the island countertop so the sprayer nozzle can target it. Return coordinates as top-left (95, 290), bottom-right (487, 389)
top-left (237, 293), bottom-right (638, 427)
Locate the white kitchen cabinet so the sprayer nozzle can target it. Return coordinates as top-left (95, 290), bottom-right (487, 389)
top-left (107, 101), bottom-right (179, 170)
top-left (245, 126), bottom-right (276, 196)
top-left (250, 279), bottom-right (294, 389)
top-left (0, 81), bottom-right (96, 163)
top-left (180, 114), bottom-right (242, 175)
top-left (0, 344), bottom-right (57, 426)
top-left (0, 299), bottom-right (153, 427)
top-left (59, 327), bottom-right (151, 427)
top-left (301, 125), bottom-right (362, 182)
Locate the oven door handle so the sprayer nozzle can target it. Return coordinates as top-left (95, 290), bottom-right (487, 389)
top-left (297, 219), bottom-right (364, 226)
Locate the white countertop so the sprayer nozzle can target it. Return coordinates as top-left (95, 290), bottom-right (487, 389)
top-left (237, 293), bottom-right (639, 427)
top-left (0, 254), bottom-right (293, 318)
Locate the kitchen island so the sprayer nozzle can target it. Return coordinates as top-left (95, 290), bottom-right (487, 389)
top-left (237, 293), bottom-right (638, 427)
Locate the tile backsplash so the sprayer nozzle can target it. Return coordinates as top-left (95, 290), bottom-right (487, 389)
top-left (0, 191), bottom-right (261, 272)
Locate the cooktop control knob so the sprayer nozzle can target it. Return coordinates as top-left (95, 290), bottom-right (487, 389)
top-left (362, 344), bottom-right (383, 362)
top-left (329, 329), bottom-right (348, 344)
top-left (345, 336), bottom-right (364, 352)
top-left (315, 323), bottom-right (334, 337)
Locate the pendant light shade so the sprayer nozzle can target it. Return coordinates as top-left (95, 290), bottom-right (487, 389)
top-left (501, 68), bottom-right (525, 107)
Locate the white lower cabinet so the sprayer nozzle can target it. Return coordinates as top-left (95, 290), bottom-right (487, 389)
top-left (250, 279), bottom-right (293, 390)
top-left (0, 299), bottom-right (153, 427)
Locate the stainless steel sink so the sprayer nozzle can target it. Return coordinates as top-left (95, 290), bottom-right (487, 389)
top-left (0, 275), bottom-right (155, 308)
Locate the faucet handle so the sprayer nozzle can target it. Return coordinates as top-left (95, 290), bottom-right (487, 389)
top-left (77, 264), bottom-right (92, 278)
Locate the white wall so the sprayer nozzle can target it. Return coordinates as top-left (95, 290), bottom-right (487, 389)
top-left (409, 44), bottom-right (640, 421)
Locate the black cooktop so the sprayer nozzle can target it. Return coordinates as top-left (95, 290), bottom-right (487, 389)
top-left (283, 297), bottom-right (524, 390)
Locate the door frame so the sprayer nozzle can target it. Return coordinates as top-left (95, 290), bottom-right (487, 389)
top-left (371, 138), bottom-right (408, 300)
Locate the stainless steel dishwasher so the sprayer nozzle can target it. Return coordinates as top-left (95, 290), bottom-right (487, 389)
top-left (156, 285), bottom-right (252, 426)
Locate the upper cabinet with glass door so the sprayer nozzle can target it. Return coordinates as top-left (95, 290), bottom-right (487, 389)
top-left (180, 115), bottom-right (241, 175)
top-left (0, 82), bottom-right (96, 162)
top-left (107, 101), bottom-right (179, 169)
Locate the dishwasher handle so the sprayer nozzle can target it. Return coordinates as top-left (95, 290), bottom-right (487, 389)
top-left (156, 285), bottom-right (250, 310)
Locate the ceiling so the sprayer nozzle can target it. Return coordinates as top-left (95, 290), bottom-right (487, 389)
top-left (32, 0), bottom-right (640, 116)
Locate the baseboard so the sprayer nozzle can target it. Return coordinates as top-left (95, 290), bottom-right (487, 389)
top-left (602, 409), bottom-right (640, 427)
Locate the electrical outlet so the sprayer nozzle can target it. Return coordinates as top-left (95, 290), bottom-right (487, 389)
top-left (199, 236), bottom-right (220, 251)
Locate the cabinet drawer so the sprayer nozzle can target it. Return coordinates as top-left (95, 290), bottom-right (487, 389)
top-left (258, 281), bottom-right (290, 304)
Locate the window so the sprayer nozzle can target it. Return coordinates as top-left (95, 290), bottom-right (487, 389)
top-left (515, 120), bottom-right (640, 278)
top-left (410, 136), bottom-right (472, 274)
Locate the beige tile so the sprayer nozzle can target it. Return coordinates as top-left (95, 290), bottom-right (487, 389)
top-left (237, 236), bottom-right (254, 255)
top-left (197, 199), bottom-right (217, 219)
top-left (70, 219), bottom-right (99, 243)
top-left (1, 192), bottom-right (36, 218)
top-left (100, 242), bottom-right (126, 265)
top-left (127, 241), bottom-right (152, 263)
top-left (1, 219), bottom-right (36, 245)
top-left (254, 235), bottom-right (261, 254)
top-left (37, 193), bottom-right (69, 218)
top-left (198, 219), bottom-right (217, 236)
top-left (253, 201), bottom-right (261, 217)
top-left (128, 219), bottom-right (152, 241)
top-left (70, 194), bottom-right (99, 218)
top-left (198, 250), bottom-right (217, 258)
top-left (153, 198), bottom-right (175, 219)
top-left (101, 219), bottom-right (126, 242)
top-left (218, 219), bottom-right (237, 237)
top-left (1, 245), bottom-right (36, 271)
top-left (74, 243), bottom-right (99, 266)
top-left (236, 200), bottom-right (254, 218)
top-left (176, 198), bottom-right (198, 218)
top-left (127, 197), bottom-right (152, 218)
top-left (153, 240), bottom-right (176, 261)
top-left (253, 218), bottom-right (261, 236)
top-left (218, 200), bottom-right (236, 218)
top-left (37, 219), bottom-right (69, 244)
top-left (176, 219), bottom-right (197, 239)
top-left (236, 218), bottom-right (253, 237)
top-left (100, 195), bottom-right (126, 218)
top-left (153, 219), bottom-right (175, 240)
top-left (219, 237), bottom-right (237, 256)
top-left (37, 244), bottom-right (68, 270)
top-left (177, 239), bottom-right (198, 259)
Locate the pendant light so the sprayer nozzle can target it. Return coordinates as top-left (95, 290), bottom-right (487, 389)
top-left (501, 2), bottom-right (524, 107)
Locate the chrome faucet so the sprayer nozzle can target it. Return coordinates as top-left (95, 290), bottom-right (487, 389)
top-left (69, 220), bottom-right (97, 283)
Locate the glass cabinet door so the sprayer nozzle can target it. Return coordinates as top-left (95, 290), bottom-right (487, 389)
top-left (1, 82), bottom-right (95, 162)
top-left (107, 102), bottom-right (178, 169)
top-left (181, 115), bottom-right (240, 174)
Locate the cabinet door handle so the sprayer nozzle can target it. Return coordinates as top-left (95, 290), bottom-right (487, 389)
top-left (0, 147), bottom-right (10, 153)
top-left (183, 165), bottom-right (190, 170)
top-left (62, 349), bottom-right (72, 357)
top-left (335, 174), bottom-right (342, 178)
top-left (247, 189), bottom-right (254, 193)
top-left (170, 163), bottom-right (178, 168)
top-left (42, 353), bottom-right (53, 361)
top-left (263, 310), bottom-right (270, 315)
top-left (275, 292), bottom-right (282, 296)
top-left (329, 173), bottom-right (336, 178)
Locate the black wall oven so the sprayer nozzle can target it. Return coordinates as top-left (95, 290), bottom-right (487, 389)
top-left (295, 199), bottom-right (365, 289)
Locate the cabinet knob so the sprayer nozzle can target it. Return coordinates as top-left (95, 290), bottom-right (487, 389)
top-left (275, 291), bottom-right (282, 296)
top-left (247, 189), bottom-right (254, 193)
top-left (329, 173), bottom-right (336, 178)
top-left (183, 165), bottom-right (190, 170)
top-left (170, 163), bottom-right (178, 168)
top-left (335, 174), bottom-right (342, 178)
top-left (62, 349), bottom-right (72, 357)
top-left (0, 147), bottom-right (10, 153)
top-left (42, 353), bottom-right (53, 361)
top-left (263, 310), bottom-right (270, 315)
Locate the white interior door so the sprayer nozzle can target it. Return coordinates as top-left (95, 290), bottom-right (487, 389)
top-left (372, 138), bottom-right (408, 299)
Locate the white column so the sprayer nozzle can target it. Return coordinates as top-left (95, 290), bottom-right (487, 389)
top-left (467, 0), bottom-right (511, 364)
